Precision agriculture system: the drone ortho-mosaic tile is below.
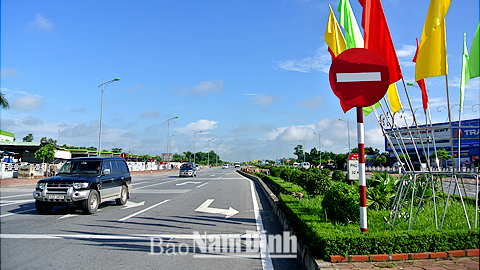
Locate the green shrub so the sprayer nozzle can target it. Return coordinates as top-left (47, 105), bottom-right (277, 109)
top-left (322, 182), bottom-right (359, 222)
top-left (332, 170), bottom-right (346, 182)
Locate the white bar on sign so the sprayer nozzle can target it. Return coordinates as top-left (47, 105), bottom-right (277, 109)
top-left (336, 72), bottom-right (381, 83)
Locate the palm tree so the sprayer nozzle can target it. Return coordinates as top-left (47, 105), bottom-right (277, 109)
top-left (1, 92), bottom-right (10, 110)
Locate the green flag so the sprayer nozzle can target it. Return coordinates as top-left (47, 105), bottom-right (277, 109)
top-left (460, 33), bottom-right (470, 110)
top-left (337, 0), bottom-right (379, 115)
top-left (469, 23), bottom-right (479, 78)
top-left (338, 0), bottom-right (364, 49)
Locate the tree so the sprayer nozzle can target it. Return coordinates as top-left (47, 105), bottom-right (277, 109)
top-left (1, 92), bottom-right (10, 110)
top-left (293, 144), bottom-right (304, 162)
top-left (112, 148), bottom-right (123, 153)
top-left (431, 148), bottom-right (451, 168)
top-left (40, 137), bottom-right (57, 146)
top-left (375, 156), bottom-right (387, 165)
top-left (35, 144), bottom-right (56, 162)
top-left (22, 134), bottom-right (34, 142)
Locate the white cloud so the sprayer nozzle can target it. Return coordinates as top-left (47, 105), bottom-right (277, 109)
top-left (22, 115), bottom-right (43, 126)
top-left (30, 13), bottom-right (53, 32)
top-left (250, 94), bottom-right (274, 106)
top-left (11, 94), bottom-right (45, 111)
top-left (274, 46), bottom-right (331, 73)
top-left (140, 110), bottom-right (160, 119)
top-left (178, 80), bottom-right (225, 97)
top-left (176, 119), bottom-right (218, 134)
top-left (296, 95), bottom-right (324, 110)
top-left (0, 68), bottom-right (20, 79)
top-left (396, 44), bottom-right (416, 58)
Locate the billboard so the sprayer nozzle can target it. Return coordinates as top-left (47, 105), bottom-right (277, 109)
top-left (385, 118), bottom-right (479, 152)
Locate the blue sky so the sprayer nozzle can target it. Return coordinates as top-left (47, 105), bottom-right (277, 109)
top-left (1, 0), bottom-right (479, 162)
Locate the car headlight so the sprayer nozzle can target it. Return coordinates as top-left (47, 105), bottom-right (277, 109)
top-left (73, 182), bottom-right (88, 189)
top-left (36, 182), bottom-right (46, 190)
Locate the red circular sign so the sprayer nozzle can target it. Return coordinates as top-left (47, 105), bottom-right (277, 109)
top-left (120, 152), bottom-right (127, 159)
top-left (329, 48), bottom-right (390, 108)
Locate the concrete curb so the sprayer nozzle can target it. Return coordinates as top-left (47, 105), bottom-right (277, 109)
top-left (237, 170), bottom-right (327, 270)
top-left (330, 249), bottom-right (480, 263)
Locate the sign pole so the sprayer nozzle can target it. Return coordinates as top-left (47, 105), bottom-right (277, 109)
top-left (357, 107), bottom-right (367, 233)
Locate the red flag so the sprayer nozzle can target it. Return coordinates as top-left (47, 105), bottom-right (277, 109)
top-left (413, 38), bottom-right (429, 112)
top-left (358, 0), bottom-right (403, 84)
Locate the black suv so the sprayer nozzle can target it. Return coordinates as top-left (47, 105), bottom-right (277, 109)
top-left (33, 157), bottom-right (131, 215)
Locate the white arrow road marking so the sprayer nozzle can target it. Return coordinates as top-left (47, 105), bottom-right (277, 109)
top-left (176, 181), bottom-right (201, 186)
top-left (196, 182), bottom-right (208, 188)
top-left (118, 199), bottom-right (169, 222)
top-left (195, 199), bottom-right (239, 218)
top-left (336, 72), bottom-right (381, 82)
top-left (122, 201), bottom-right (145, 209)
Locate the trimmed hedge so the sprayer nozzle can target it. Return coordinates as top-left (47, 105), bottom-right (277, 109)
top-left (252, 169), bottom-right (479, 261)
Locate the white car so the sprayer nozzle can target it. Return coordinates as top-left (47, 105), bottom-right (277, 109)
top-left (222, 164), bottom-right (228, 169)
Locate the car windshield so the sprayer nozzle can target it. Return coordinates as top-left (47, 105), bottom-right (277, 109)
top-left (180, 164), bottom-right (193, 169)
top-left (58, 160), bottom-right (102, 175)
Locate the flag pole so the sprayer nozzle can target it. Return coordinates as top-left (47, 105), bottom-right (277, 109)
top-left (357, 107), bottom-right (367, 233)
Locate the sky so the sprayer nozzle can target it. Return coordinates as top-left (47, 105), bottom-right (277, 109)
top-left (1, 0), bottom-right (479, 162)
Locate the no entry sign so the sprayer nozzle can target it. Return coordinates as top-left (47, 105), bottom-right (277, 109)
top-left (329, 48), bottom-right (390, 108)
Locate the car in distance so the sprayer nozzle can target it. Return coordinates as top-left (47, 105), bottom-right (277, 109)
top-left (179, 163), bottom-right (197, 177)
top-left (32, 157), bottom-right (131, 215)
top-left (234, 162), bottom-right (240, 168)
top-left (222, 164), bottom-right (229, 169)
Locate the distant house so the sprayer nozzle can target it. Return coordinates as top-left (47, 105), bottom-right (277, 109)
top-left (0, 130), bottom-right (14, 142)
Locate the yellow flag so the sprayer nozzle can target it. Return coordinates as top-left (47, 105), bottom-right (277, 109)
top-left (324, 5), bottom-right (346, 58)
top-left (415, 0), bottom-right (451, 81)
top-left (387, 83), bottom-right (402, 114)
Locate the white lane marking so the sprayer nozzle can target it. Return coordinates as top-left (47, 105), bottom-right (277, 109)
top-left (336, 72), bottom-right (381, 82)
top-left (195, 199), bottom-right (239, 218)
top-left (118, 199), bottom-right (169, 222)
top-left (196, 182), bottom-right (208, 188)
top-left (0, 194), bottom-right (32, 199)
top-left (248, 178), bottom-right (274, 270)
top-left (130, 189), bottom-right (190, 194)
top-left (122, 201), bottom-right (145, 209)
top-left (132, 181), bottom-right (148, 186)
top-left (176, 181), bottom-right (201, 186)
top-left (132, 179), bottom-right (180, 190)
top-left (0, 208), bottom-right (36, 218)
top-left (0, 199), bottom-right (35, 207)
top-left (58, 214), bottom-right (76, 220)
top-left (0, 233), bottom-right (252, 240)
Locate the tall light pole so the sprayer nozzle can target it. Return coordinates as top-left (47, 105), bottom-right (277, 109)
top-left (207, 138), bottom-right (214, 167)
top-left (166, 116), bottom-right (178, 170)
top-left (98, 78), bottom-right (120, 156)
top-left (216, 142), bottom-right (221, 166)
top-left (314, 132), bottom-right (321, 168)
top-left (339, 118), bottom-right (351, 157)
top-left (168, 134), bottom-right (175, 169)
top-left (193, 131), bottom-right (202, 163)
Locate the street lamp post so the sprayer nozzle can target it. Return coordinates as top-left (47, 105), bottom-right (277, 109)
top-left (314, 132), bottom-right (321, 168)
top-left (339, 118), bottom-right (351, 157)
top-left (98, 78), bottom-right (120, 156)
top-left (216, 142), bottom-right (221, 166)
top-left (193, 131), bottom-right (202, 163)
top-left (207, 138), bottom-right (214, 167)
top-left (166, 116), bottom-right (178, 170)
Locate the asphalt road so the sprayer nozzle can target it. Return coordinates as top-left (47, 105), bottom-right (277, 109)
top-left (0, 167), bottom-right (304, 270)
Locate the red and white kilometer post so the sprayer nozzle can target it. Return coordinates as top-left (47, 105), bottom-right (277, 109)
top-left (357, 107), bottom-right (367, 233)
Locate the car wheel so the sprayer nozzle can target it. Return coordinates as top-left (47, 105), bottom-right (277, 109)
top-left (35, 200), bottom-right (54, 214)
top-left (82, 189), bottom-right (99, 214)
top-left (116, 185), bottom-right (128, 205)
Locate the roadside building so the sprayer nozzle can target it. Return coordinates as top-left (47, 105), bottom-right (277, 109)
top-left (385, 118), bottom-right (479, 168)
